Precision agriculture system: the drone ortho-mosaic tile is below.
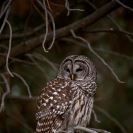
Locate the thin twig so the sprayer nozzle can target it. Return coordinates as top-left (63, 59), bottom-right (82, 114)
top-left (0, 44), bottom-right (8, 50)
top-left (0, 8), bottom-right (9, 34)
top-left (86, 0), bottom-right (133, 42)
top-left (65, 0), bottom-right (84, 16)
top-left (36, 0), bottom-right (49, 52)
top-left (12, 72), bottom-right (32, 98)
top-left (0, 0), bottom-right (118, 67)
top-left (0, 53), bottom-right (35, 65)
top-left (0, 24), bottom-right (45, 40)
top-left (92, 109), bottom-right (101, 123)
top-left (42, 0), bottom-right (49, 52)
top-left (85, 28), bottom-right (133, 37)
top-left (6, 110), bottom-right (34, 132)
top-left (37, 0), bottom-right (56, 52)
top-left (0, 73), bottom-right (10, 112)
top-left (108, 15), bottom-right (133, 42)
top-left (65, 0), bottom-right (70, 16)
top-left (33, 53), bottom-right (57, 71)
top-left (32, 0), bottom-right (46, 20)
top-left (27, 54), bottom-right (49, 80)
top-left (5, 20), bottom-right (14, 77)
top-left (46, 0), bottom-right (52, 12)
top-left (47, 10), bottom-right (56, 51)
top-left (62, 37), bottom-right (133, 62)
top-left (0, 0), bottom-right (12, 18)
top-left (95, 49), bottom-right (133, 61)
top-left (27, 54), bottom-right (47, 73)
top-left (57, 130), bottom-right (68, 133)
top-left (95, 106), bottom-right (128, 133)
top-left (115, 0), bottom-right (133, 12)
top-left (70, 30), bottom-right (125, 84)
top-left (7, 95), bottom-right (37, 101)
top-left (74, 126), bottom-right (98, 133)
top-left (89, 128), bottom-right (111, 133)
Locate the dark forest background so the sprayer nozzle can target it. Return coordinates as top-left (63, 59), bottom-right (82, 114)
top-left (0, 0), bottom-right (133, 133)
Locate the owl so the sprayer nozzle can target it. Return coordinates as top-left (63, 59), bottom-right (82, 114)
top-left (36, 55), bottom-right (97, 133)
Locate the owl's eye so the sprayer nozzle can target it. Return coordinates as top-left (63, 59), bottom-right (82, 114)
top-left (76, 68), bottom-right (83, 72)
top-left (65, 68), bottom-right (70, 73)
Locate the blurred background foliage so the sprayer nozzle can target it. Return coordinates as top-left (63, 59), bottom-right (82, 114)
top-left (0, 0), bottom-right (133, 133)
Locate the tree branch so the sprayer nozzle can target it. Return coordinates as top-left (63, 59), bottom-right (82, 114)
top-left (0, 0), bottom-right (118, 68)
top-left (94, 105), bottom-right (128, 133)
top-left (70, 29), bottom-right (124, 83)
top-left (74, 126), bottom-right (111, 133)
top-left (7, 95), bottom-right (37, 101)
top-left (0, 73), bottom-right (10, 112)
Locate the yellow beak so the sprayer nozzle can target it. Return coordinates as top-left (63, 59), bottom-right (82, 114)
top-left (70, 74), bottom-right (75, 80)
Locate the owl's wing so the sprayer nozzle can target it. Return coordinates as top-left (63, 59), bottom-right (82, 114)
top-left (36, 78), bottom-right (71, 133)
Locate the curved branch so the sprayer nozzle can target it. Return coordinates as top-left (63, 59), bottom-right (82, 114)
top-left (115, 0), bottom-right (133, 12)
top-left (5, 20), bottom-right (13, 77)
top-left (12, 72), bottom-right (32, 98)
top-left (0, 0), bottom-right (118, 68)
top-left (95, 105), bottom-right (128, 133)
top-left (70, 29), bottom-right (124, 83)
top-left (0, 24), bottom-right (44, 41)
top-left (0, 73), bottom-right (10, 112)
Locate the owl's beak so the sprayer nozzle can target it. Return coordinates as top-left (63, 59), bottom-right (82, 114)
top-left (70, 74), bottom-right (75, 80)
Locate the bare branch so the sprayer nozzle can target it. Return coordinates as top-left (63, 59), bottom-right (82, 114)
top-left (70, 29), bottom-right (125, 84)
top-left (85, 28), bottom-right (133, 37)
top-left (65, 0), bottom-right (70, 16)
top-left (42, 0), bottom-right (49, 52)
top-left (7, 95), bottom-right (37, 101)
top-left (37, 0), bottom-right (56, 52)
top-left (12, 72), bottom-right (32, 98)
top-left (115, 0), bottom-right (133, 12)
top-left (95, 106), bottom-right (128, 133)
top-left (47, 10), bottom-right (56, 51)
top-left (95, 49), bottom-right (133, 61)
top-left (92, 109), bottom-right (101, 123)
top-left (0, 0), bottom-right (118, 68)
top-left (46, 0), bottom-right (52, 12)
top-left (86, 0), bottom-right (133, 42)
top-left (27, 54), bottom-right (49, 80)
top-left (57, 130), bottom-right (68, 133)
top-left (74, 126), bottom-right (97, 133)
top-left (0, 53), bottom-right (35, 65)
top-left (0, 24), bottom-right (44, 41)
top-left (61, 37), bottom-right (133, 62)
top-left (89, 128), bottom-right (111, 133)
top-left (6, 110), bottom-right (34, 132)
top-left (65, 0), bottom-right (84, 16)
top-left (0, 0), bottom-right (12, 18)
top-left (0, 73), bottom-right (10, 112)
top-left (107, 15), bottom-right (133, 42)
top-left (0, 7), bottom-right (9, 34)
top-left (27, 53), bottom-right (57, 80)
top-left (0, 45), bottom-right (8, 50)
top-left (74, 126), bottom-right (111, 133)
top-left (5, 20), bottom-right (14, 77)
top-left (27, 54), bottom-right (46, 72)
top-left (33, 53), bottom-right (57, 71)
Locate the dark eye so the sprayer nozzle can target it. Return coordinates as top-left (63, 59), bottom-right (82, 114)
top-left (65, 68), bottom-right (70, 73)
top-left (76, 68), bottom-right (83, 72)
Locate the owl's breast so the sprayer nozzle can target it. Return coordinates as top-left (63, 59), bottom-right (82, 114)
top-left (66, 85), bottom-right (94, 129)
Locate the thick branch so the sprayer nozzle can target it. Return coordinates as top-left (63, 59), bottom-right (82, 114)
top-left (7, 95), bottom-right (37, 101)
top-left (0, 1), bottom-right (118, 68)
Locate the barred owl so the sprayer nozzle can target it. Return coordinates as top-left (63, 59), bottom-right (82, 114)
top-left (36, 55), bottom-right (97, 133)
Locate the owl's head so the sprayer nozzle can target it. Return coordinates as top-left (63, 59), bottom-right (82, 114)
top-left (57, 55), bottom-right (96, 82)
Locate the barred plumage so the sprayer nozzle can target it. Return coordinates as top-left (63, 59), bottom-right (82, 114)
top-left (36, 55), bottom-right (96, 133)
